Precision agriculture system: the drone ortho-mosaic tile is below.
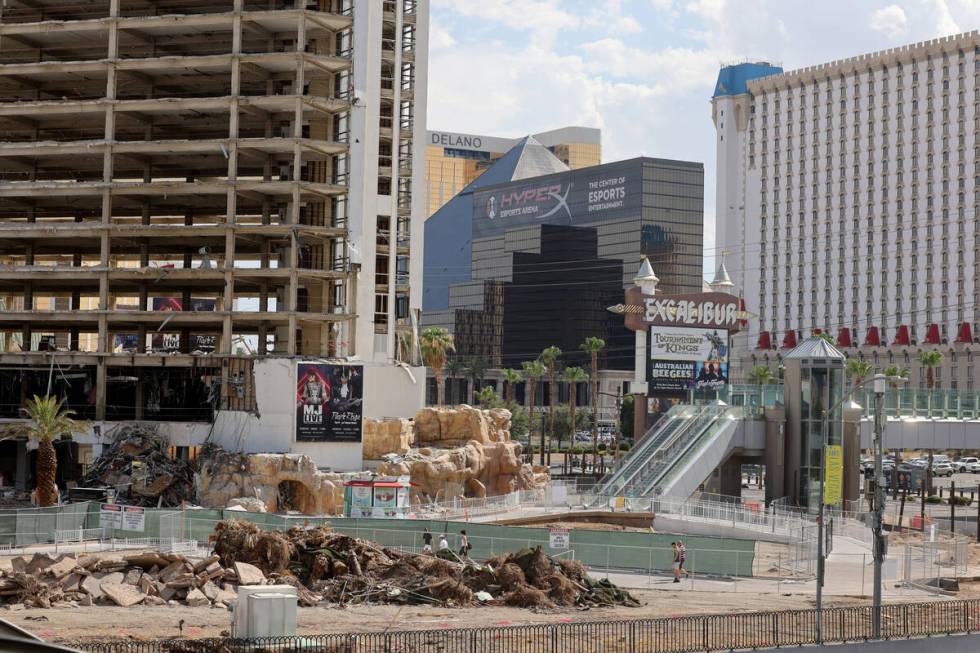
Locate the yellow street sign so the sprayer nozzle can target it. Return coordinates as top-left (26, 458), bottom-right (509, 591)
top-left (824, 444), bottom-right (843, 505)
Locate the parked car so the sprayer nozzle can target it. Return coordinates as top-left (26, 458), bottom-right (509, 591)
top-left (954, 457), bottom-right (979, 472)
top-left (970, 461), bottom-right (980, 474)
top-left (932, 462), bottom-right (955, 477)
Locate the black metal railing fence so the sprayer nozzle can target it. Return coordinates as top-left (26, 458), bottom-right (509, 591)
top-left (68, 599), bottom-right (980, 653)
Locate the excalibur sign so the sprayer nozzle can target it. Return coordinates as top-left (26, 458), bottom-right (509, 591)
top-left (609, 289), bottom-right (752, 333)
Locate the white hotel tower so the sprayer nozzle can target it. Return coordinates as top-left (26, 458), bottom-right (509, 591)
top-left (713, 32), bottom-right (980, 389)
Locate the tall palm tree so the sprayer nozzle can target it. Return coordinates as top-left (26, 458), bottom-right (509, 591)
top-left (747, 365), bottom-right (773, 385)
top-left (845, 359), bottom-right (873, 387)
top-left (580, 336), bottom-right (606, 470)
top-left (522, 360), bottom-right (547, 465)
top-left (502, 368), bottom-right (522, 404)
top-left (6, 395), bottom-right (87, 507)
top-left (918, 350), bottom-right (943, 491)
top-left (562, 366), bottom-right (588, 473)
top-left (539, 346), bottom-right (562, 467)
top-left (444, 356), bottom-right (465, 404)
top-left (918, 351), bottom-right (943, 391)
top-left (465, 356), bottom-right (489, 404)
top-left (475, 385), bottom-right (499, 408)
top-left (419, 327), bottom-right (454, 406)
top-left (883, 364), bottom-right (910, 386)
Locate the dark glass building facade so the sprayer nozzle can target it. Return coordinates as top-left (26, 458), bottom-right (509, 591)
top-left (423, 156), bottom-right (704, 370)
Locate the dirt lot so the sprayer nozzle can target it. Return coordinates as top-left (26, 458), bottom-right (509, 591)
top-left (8, 590), bottom-right (914, 643)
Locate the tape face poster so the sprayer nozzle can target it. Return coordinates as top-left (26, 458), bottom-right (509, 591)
top-left (295, 363), bottom-right (364, 442)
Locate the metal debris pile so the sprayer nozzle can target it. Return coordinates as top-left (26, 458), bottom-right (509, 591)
top-left (0, 551), bottom-right (264, 610)
top-left (78, 424), bottom-right (195, 507)
top-left (212, 519), bottom-right (640, 609)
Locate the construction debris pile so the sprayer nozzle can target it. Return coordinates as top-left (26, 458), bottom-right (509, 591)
top-left (0, 551), bottom-right (254, 610)
top-left (212, 519), bottom-right (639, 609)
top-left (79, 424), bottom-right (195, 507)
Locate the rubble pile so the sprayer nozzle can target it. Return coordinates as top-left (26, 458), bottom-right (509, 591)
top-left (79, 424), bottom-right (195, 507)
top-left (212, 520), bottom-right (639, 609)
top-left (0, 551), bottom-right (253, 610)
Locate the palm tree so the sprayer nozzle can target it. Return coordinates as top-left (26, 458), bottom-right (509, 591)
top-left (918, 351), bottom-right (943, 391)
top-left (539, 346), bottom-right (562, 467)
top-left (845, 359), bottom-right (873, 387)
top-left (444, 356), bottom-right (465, 404)
top-left (420, 327), bottom-right (454, 406)
top-left (816, 332), bottom-right (835, 345)
top-left (918, 350), bottom-right (943, 491)
top-left (475, 385), bottom-right (499, 408)
top-left (6, 395), bottom-right (87, 507)
top-left (465, 356), bottom-right (489, 404)
top-left (562, 366), bottom-right (588, 473)
top-left (580, 336), bottom-right (606, 471)
top-left (747, 365), bottom-right (773, 385)
top-left (502, 368), bottom-right (522, 404)
top-left (522, 360), bottom-right (547, 465)
top-left (883, 364), bottom-right (910, 386)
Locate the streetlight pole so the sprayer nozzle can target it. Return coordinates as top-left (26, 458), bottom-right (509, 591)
top-left (815, 372), bottom-right (905, 643)
top-left (871, 374), bottom-right (887, 639)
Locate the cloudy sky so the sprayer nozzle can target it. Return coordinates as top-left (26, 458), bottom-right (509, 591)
top-left (427, 0), bottom-right (979, 278)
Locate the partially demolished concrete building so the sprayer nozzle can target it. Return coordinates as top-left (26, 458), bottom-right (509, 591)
top-left (0, 0), bottom-right (429, 485)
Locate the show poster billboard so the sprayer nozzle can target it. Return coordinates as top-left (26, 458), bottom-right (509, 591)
top-left (295, 362), bottom-right (364, 442)
top-left (472, 160), bottom-right (642, 239)
top-left (649, 326), bottom-right (728, 361)
top-left (647, 327), bottom-right (729, 392)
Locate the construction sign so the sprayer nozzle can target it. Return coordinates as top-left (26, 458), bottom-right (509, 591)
top-left (823, 445), bottom-right (843, 506)
top-left (549, 528), bottom-right (570, 550)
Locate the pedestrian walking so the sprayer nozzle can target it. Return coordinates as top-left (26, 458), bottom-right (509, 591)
top-left (671, 542), bottom-right (682, 583)
top-left (678, 541), bottom-right (688, 577)
top-left (438, 533), bottom-right (449, 551)
top-left (458, 529), bottom-right (470, 557)
top-left (422, 527), bottom-right (433, 554)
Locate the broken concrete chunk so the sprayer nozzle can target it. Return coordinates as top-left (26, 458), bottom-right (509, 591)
top-left (101, 582), bottom-right (145, 607)
top-left (138, 575), bottom-right (155, 596)
top-left (123, 569), bottom-right (143, 586)
top-left (193, 555), bottom-right (220, 574)
top-left (60, 573), bottom-right (83, 591)
top-left (184, 588), bottom-right (209, 607)
top-left (201, 581), bottom-right (219, 602)
top-left (159, 560), bottom-right (190, 583)
top-left (80, 575), bottom-right (104, 599)
top-left (233, 562), bottom-right (265, 586)
top-left (10, 557), bottom-right (27, 573)
top-left (143, 595), bottom-right (166, 606)
top-left (99, 572), bottom-right (125, 587)
top-left (76, 556), bottom-right (99, 570)
top-left (25, 554), bottom-right (56, 575)
top-left (124, 553), bottom-right (170, 569)
top-left (159, 585), bottom-right (178, 602)
top-left (45, 557), bottom-right (78, 580)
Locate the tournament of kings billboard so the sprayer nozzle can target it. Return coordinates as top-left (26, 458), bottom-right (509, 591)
top-left (647, 326), bottom-right (730, 393)
top-left (295, 363), bottom-right (364, 443)
top-left (471, 161), bottom-right (642, 239)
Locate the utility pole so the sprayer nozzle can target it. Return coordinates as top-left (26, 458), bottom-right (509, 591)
top-left (871, 374), bottom-right (887, 640)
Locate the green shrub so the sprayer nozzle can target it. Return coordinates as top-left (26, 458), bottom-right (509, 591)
top-left (925, 495), bottom-right (942, 504)
top-left (947, 495), bottom-right (972, 506)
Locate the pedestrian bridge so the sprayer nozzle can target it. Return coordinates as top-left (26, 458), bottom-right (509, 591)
top-left (596, 386), bottom-right (980, 500)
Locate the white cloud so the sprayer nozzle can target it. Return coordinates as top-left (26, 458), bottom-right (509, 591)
top-left (929, 0), bottom-right (961, 36)
top-left (429, 21), bottom-right (456, 50)
top-left (869, 5), bottom-right (908, 39)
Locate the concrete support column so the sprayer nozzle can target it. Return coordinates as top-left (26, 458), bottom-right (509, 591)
top-left (764, 405), bottom-right (786, 504)
top-left (843, 405), bottom-right (863, 507)
top-left (14, 440), bottom-right (28, 491)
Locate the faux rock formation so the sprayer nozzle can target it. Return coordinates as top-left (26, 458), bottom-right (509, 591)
top-left (413, 405), bottom-right (512, 447)
top-left (362, 417), bottom-right (414, 460)
top-left (377, 406), bottom-right (548, 501)
top-left (195, 452), bottom-right (348, 515)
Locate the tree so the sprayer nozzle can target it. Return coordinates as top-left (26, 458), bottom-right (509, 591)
top-left (561, 366), bottom-right (588, 458)
top-left (883, 365), bottom-right (910, 387)
top-left (509, 404), bottom-right (529, 441)
top-left (539, 346), bottom-right (562, 467)
top-left (918, 351), bottom-right (943, 391)
top-left (502, 368), bottom-right (522, 404)
top-left (580, 336), bottom-right (606, 470)
top-left (620, 394), bottom-right (635, 442)
top-left (816, 332), bottom-right (835, 345)
top-left (444, 356), bottom-right (465, 405)
top-left (918, 350), bottom-right (943, 491)
top-left (747, 365), bottom-right (773, 385)
top-left (845, 359), bottom-right (873, 387)
top-left (420, 327), bottom-right (454, 406)
top-left (465, 356), bottom-right (489, 403)
top-left (475, 385), bottom-right (500, 408)
top-left (522, 360), bottom-right (547, 466)
top-left (551, 405), bottom-right (589, 447)
top-left (6, 395), bottom-right (87, 507)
